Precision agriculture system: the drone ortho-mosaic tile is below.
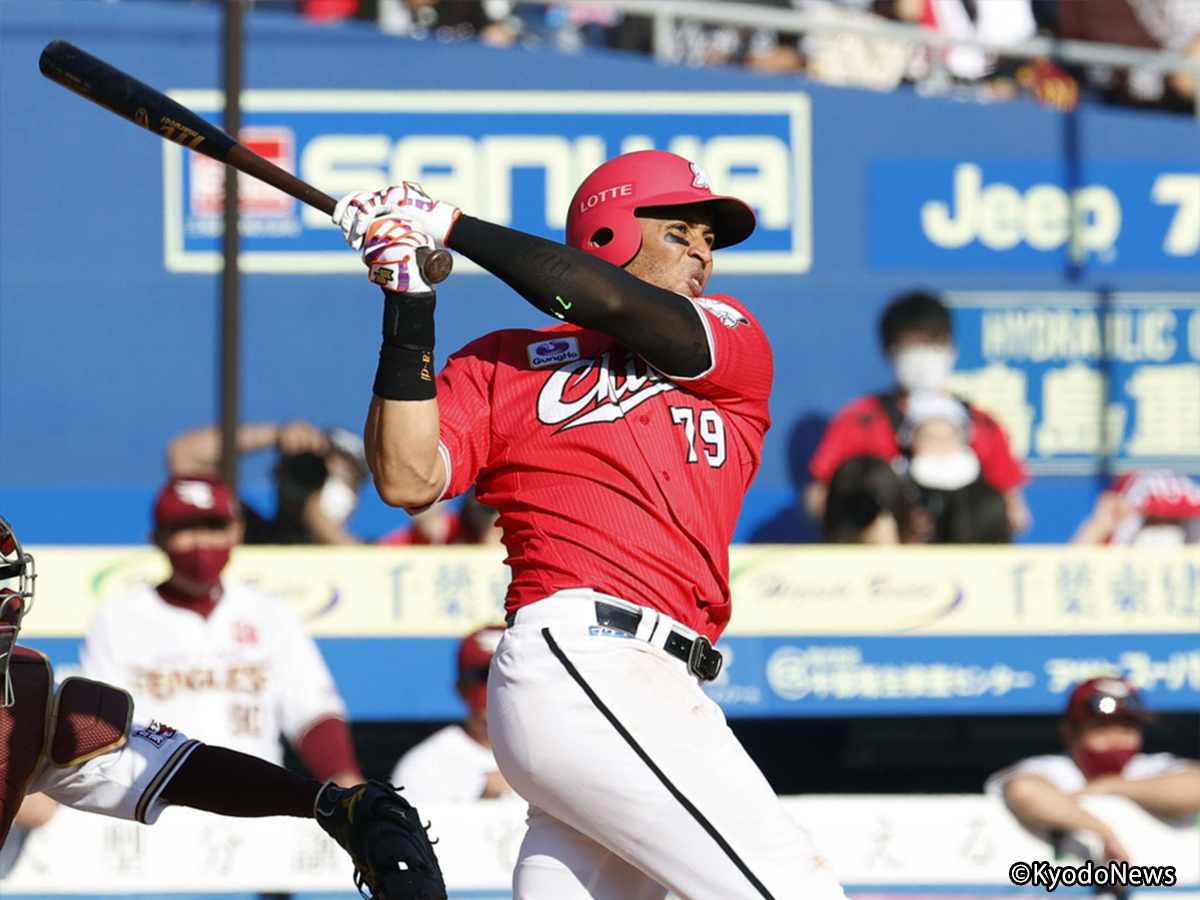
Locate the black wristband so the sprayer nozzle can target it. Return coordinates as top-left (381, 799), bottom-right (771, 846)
top-left (381, 290), bottom-right (436, 349)
top-left (373, 290), bottom-right (437, 401)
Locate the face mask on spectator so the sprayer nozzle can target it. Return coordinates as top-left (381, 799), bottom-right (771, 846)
top-left (319, 476), bottom-right (358, 526)
top-left (909, 450), bottom-right (981, 491)
top-left (892, 346), bottom-right (956, 393)
top-left (1072, 746), bottom-right (1138, 780)
top-left (167, 546), bottom-right (230, 589)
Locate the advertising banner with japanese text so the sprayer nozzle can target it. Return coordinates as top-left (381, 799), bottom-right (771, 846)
top-left (3, 794), bottom-right (1195, 897)
top-left (943, 291), bottom-right (1200, 475)
top-left (20, 545), bottom-right (1198, 719)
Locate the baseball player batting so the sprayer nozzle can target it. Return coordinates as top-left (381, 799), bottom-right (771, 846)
top-left (333, 150), bottom-right (848, 900)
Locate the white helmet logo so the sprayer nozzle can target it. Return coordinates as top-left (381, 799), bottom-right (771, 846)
top-left (175, 480), bottom-right (217, 510)
top-left (690, 163), bottom-right (713, 192)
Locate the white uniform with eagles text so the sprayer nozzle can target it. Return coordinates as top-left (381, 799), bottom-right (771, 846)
top-left (81, 582), bottom-right (346, 765)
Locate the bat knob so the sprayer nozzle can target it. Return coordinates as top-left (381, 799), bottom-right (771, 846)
top-left (416, 247), bottom-right (453, 285)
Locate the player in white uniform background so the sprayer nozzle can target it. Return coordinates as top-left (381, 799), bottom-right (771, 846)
top-left (390, 626), bottom-right (514, 804)
top-left (986, 676), bottom-right (1200, 862)
top-left (81, 476), bottom-right (363, 785)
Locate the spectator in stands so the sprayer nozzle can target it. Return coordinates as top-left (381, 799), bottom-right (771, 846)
top-left (805, 290), bottom-right (1029, 535)
top-left (1072, 471), bottom-right (1200, 547)
top-left (81, 476), bottom-right (363, 794)
top-left (891, 0), bottom-right (1078, 110)
top-left (378, 491), bottom-right (503, 546)
top-left (898, 391), bottom-right (1012, 543)
top-left (372, 0), bottom-right (529, 47)
top-left (1056, 0), bottom-right (1200, 112)
top-left (822, 455), bottom-right (930, 544)
top-left (796, 0), bottom-right (915, 91)
top-left (985, 676), bottom-right (1200, 862)
top-left (168, 420), bottom-right (369, 545)
top-left (592, 0), bottom-right (803, 72)
top-left (389, 626), bottom-right (514, 803)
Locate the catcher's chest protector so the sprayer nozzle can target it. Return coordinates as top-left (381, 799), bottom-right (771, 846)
top-left (0, 647), bottom-right (53, 844)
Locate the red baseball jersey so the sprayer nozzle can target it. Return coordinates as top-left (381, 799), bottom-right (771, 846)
top-left (433, 294), bottom-right (772, 642)
top-left (808, 394), bottom-right (1027, 494)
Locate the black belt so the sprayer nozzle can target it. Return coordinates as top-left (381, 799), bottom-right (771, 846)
top-left (595, 601), bottom-right (723, 683)
top-left (504, 601), bottom-right (724, 682)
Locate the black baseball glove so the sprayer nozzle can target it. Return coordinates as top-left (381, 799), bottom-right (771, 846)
top-left (316, 780), bottom-right (446, 900)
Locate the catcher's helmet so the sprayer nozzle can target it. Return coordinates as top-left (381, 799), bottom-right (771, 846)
top-left (566, 150), bottom-right (756, 267)
top-left (0, 515), bottom-right (37, 708)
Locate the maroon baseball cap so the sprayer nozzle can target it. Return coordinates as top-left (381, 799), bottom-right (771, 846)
top-left (456, 625), bottom-right (505, 680)
top-left (1065, 677), bottom-right (1153, 724)
top-left (154, 476), bottom-right (240, 530)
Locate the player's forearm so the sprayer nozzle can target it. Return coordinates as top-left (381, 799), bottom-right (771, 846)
top-left (365, 396), bottom-right (444, 509)
top-left (448, 215), bottom-right (711, 376)
top-left (160, 744), bottom-right (321, 818)
top-left (1093, 770), bottom-right (1200, 818)
top-left (1003, 773), bottom-right (1118, 839)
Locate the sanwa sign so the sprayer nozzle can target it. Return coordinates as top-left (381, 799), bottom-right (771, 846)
top-left (162, 91), bottom-right (812, 275)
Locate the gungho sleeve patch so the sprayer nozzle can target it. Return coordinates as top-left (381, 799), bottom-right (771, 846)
top-left (527, 337), bottom-right (581, 368)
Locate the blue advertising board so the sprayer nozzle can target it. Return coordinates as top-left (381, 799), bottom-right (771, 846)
top-left (1, 0), bottom-right (1198, 545)
top-left (706, 633), bottom-right (1199, 717)
top-left (22, 632), bottom-right (1198, 721)
top-left (164, 91), bottom-right (811, 274)
top-left (870, 160), bottom-right (1200, 273)
top-left (946, 291), bottom-right (1199, 475)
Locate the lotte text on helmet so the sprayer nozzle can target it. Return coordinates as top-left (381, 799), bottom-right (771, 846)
top-left (566, 151), bottom-right (756, 267)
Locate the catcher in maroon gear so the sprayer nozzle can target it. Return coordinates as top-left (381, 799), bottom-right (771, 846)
top-left (0, 515), bottom-right (444, 900)
top-left (334, 151), bottom-right (847, 900)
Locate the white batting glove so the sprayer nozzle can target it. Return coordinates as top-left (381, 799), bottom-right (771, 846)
top-left (361, 216), bottom-right (438, 294)
top-left (333, 182), bottom-right (461, 251)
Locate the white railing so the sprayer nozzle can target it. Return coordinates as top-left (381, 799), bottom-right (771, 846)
top-left (550, 0), bottom-right (1200, 76)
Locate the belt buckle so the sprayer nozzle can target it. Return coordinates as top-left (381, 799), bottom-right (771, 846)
top-left (687, 635), bottom-right (722, 682)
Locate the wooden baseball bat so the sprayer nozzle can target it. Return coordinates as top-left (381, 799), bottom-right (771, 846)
top-left (38, 40), bottom-right (453, 284)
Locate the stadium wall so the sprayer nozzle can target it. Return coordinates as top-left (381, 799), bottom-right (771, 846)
top-left (1, 0), bottom-right (1197, 546)
top-left (20, 544), bottom-right (1198, 721)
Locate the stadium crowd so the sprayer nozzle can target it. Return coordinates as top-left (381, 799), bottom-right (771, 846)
top-left (258, 0), bottom-right (1200, 114)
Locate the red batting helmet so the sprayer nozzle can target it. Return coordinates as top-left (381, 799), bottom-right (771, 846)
top-left (566, 150), bottom-right (756, 267)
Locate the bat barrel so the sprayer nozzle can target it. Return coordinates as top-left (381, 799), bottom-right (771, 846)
top-left (39, 40), bottom-right (453, 284)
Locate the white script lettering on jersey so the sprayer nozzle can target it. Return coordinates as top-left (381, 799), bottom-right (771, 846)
top-left (537, 350), bottom-right (677, 432)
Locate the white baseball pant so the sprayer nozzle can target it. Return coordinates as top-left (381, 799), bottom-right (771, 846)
top-left (488, 590), bottom-right (848, 900)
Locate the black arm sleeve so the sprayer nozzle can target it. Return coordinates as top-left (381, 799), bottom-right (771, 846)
top-left (446, 215), bottom-right (712, 378)
top-left (161, 744), bottom-right (321, 818)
